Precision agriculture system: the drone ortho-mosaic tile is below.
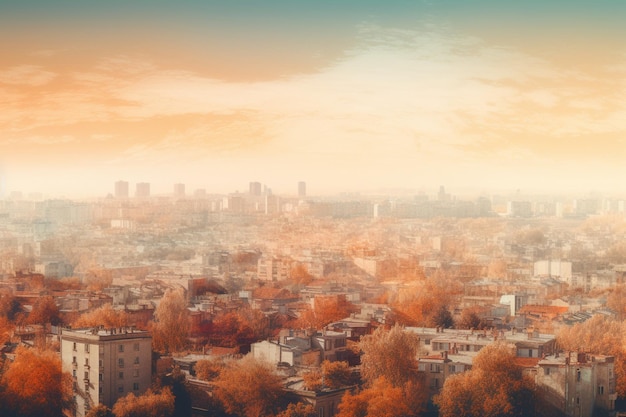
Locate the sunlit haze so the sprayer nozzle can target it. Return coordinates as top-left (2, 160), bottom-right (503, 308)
top-left (2, 1), bottom-right (626, 198)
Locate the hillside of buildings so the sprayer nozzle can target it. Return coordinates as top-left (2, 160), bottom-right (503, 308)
top-left (2, 187), bottom-right (626, 417)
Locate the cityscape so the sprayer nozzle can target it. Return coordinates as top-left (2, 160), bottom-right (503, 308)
top-left (2, 181), bottom-right (626, 417)
top-left (3, 1), bottom-right (626, 417)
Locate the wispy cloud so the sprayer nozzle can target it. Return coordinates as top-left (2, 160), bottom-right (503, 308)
top-left (0, 65), bottom-right (56, 87)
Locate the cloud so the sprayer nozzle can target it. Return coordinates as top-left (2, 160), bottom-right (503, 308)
top-left (3, 22), bottom-right (626, 194)
top-left (0, 65), bottom-right (56, 86)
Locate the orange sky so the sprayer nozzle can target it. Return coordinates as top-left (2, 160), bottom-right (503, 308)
top-left (2, 1), bottom-right (626, 198)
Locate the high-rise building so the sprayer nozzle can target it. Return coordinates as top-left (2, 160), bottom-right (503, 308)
top-left (60, 327), bottom-right (152, 417)
top-left (298, 181), bottom-right (306, 198)
top-left (135, 182), bottom-right (150, 198)
top-left (173, 183), bottom-right (185, 198)
top-left (114, 181), bottom-right (129, 198)
top-left (249, 181), bottom-right (262, 196)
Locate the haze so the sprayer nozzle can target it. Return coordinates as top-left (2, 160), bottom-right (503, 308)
top-left (2, 1), bottom-right (626, 198)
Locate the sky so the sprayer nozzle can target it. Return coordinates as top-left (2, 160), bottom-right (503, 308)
top-left (2, 1), bottom-right (626, 198)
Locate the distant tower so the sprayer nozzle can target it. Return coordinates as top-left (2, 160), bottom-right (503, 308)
top-left (0, 167), bottom-right (5, 199)
top-left (298, 181), bottom-right (306, 198)
top-left (173, 183), bottom-right (185, 198)
top-left (249, 182), bottom-right (262, 196)
top-left (135, 182), bottom-right (150, 198)
top-left (438, 185), bottom-right (448, 202)
top-left (114, 180), bottom-right (129, 198)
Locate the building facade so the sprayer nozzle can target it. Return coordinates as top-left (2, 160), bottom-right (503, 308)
top-left (60, 327), bottom-right (152, 417)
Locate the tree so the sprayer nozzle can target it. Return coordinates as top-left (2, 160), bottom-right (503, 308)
top-left (303, 360), bottom-right (355, 391)
top-left (72, 304), bottom-right (129, 328)
top-left (158, 366), bottom-right (192, 417)
top-left (457, 307), bottom-right (486, 330)
top-left (112, 388), bottom-right (175, 417)
top-left (431, 305), bottom-right (454, 328)
top-left (214, 355), bottom-right (284, 417)
top-left (0, 346), bottom-right (74, 417)
top-left (0, 291), bottom-right (21, 321)
top-left (151, 288), bottom-right (189, 354)
top-left (27, 295), bottom-right (61, 326)
top-left (607, 285), bottom-right (626, 320)
top-left (392, 276), bottom-right (461, 327)
top-left (85, 404), bottom-right (114, 417)
top-left (276, 402), bottom-right (316, 417)
top-left (337, 376), bottom-right (425, 417)
top-left (434, 342), bottom-right (536, 417)
top-left (195, 358), bottom-right (224, 381)
top-left (360, 324), bottom-right (419, 387)
top-left (298, 294), bottom-right (356, 329)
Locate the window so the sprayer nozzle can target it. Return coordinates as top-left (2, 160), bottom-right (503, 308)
top-left (119, 372), bottom-right (124, 379)
top-left (133, 383), bottom-right (139, 391)
top-left (85, 358), bottom-right (89, 367)
top-left (118, 386), bottom-right (124, 393)
top-left (134, 357), bottom-right (140, 365)
top-left (72, 356), bottom-right (77, 364)
top-left (99, 386), bottom-right (103, 394)
top-left (85, 343), bottom-right (90, 353)
top-left (430, 363), bottom-right (441, 373)
top-left (133, 369), bottom-right (139, 378)
top-left (134, 343), bottom-right (140, 351)
top-left (118, 358), bottom-right (124, 368)
top-left (528, 349), bottom-right (533, 358)
top-left (418, 363), bottom-right (426, 372)
top-left (425, 339), bottom-right (431, 345)
top-left (118, 344), bottom-right (124, 353)
top-left (73, 342), bottom-right (77, 351)
top-left (598, 386), bottom-right (604, 395)
top-left (99, 359), bottom-right (103, 368)
top-left (576, 369), bottom-right (581, 382)
top-left (84, 371), bottom-right (89, 380)
top-left (73, 369), bottom-right (77, 378)
top-left (99, 374), bottom-right (103, 381)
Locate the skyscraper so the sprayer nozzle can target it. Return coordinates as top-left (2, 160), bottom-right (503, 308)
top-left (249, 181), bottom-right (262, 196)
top-left (114, 180), bottom-right (129, 198)
top-left (173, 183), bottom-right (185, 198)
top-left (298, 181), bottom-right (306, 198)
top-left (135, 182), bottom-right (150, 198)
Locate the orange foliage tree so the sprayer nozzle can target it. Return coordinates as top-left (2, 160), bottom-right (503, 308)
top-left (27, 295), bottom-right (62, 326)
top-left (337, 376), bottom-right (425, 417)
top-left (194, 357), bottom-right (224, 381)
top-left (112, 387), bottom-right (175, 417)
top-left (72, 304), bottom-right (129, 328)
top-left (339, 324), bottom-right (427, 417)
top-left (434, 342), bottom-right (535, 417)
top-left (392, 275), bottom-right (460, 327)
top-left (151, 288), bottom-right (189, 354)
top-left (303, 360), bottom-right (355, 391)
top-left (0, 346), bottom-right (74, 417)
top-left (276, 402), bottom-right (316, 417)
top-left (360, 324), bottom-right (419, 387)
top-left (214, 355), bottom-right (284, 417)
top-left (298, 294), bottom-right (356, 329)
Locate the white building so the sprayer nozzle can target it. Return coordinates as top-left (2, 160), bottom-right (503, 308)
top-left (60, 327), bottom-right (152, 417)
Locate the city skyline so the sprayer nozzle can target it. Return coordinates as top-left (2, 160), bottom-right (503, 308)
top-left (2, 1), bottom-right (626, 198)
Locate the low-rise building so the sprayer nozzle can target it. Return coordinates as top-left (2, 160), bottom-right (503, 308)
top-left (536, 352), bottom-right (616, 417)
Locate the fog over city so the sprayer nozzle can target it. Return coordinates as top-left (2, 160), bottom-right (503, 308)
top-left (3, 1), bottom-right (626, 198)
top-left (3, 2), bottom-right (626, 417)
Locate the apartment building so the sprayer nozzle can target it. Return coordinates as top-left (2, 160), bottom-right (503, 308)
top-left (60, 327), bottom-right (152, 417)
